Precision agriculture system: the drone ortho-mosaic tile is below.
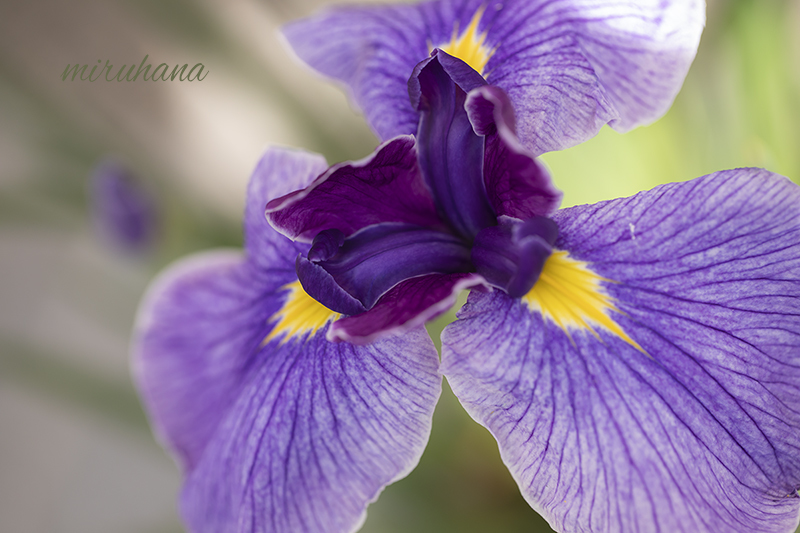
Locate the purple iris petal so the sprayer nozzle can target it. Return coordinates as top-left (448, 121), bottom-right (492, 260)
top-left (267, 55), bottom-right (564, 338)
top-left (90, 159), bottom-right (158, 251)
top-left (266, 136), bottom-right (442, 242)
top-left (181, 327), bottom-right (440, 533)
top-left (305, 222), bottom-right (473, 311)
top-left (471, 216), bottom-right (557, 297)
top-left (442, 169), bottom-right (800, 532)
top-left (134, 146), bottom-right (441, 532)
top-left (329, 272), bottom-right (488, 344)
top-left (134, 148), bottom-right (322, 471)
top-left (283, 0), bottom-right (705, 154)
top-left (246, 147), bottom-right (329, 271)
top-left (134, 252), bottom-right (270, 472)
top-left (296, 254), bottom-right (368, 316)
top-left (414, 51), bottom-right (496, 239)
top-left (466, 86), bottom-right (563, 219)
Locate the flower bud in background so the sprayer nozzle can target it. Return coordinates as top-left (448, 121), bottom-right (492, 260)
top-left (90, 159), bottom-right (158, 253)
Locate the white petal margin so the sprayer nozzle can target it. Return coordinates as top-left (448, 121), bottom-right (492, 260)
top-left (132, 251), bottom-right (287, 472)
top-left (442, 169), bottom-right (800, 532)
top-left (133, 146), bottom-right (329, 472)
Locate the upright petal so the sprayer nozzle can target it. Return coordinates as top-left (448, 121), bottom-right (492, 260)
top-left (283, 2), bottom-right (426, 141)
top-left (466, 85), bottom-right (563, 218)
top-left (442, 169), bottom-right (800, 532)
top-left (284, 0), bottom-right (704, 153)
top-left (181, 327), bottom-right (441, 533)
top-left (414, 52), bottom-right (496, 239)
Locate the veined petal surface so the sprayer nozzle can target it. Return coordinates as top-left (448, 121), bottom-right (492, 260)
top-left (135, 146), bottom-right (442, 533)
top-left (246, 147), bottom-right (329, 270)
top-left (181, 326), bottom-right (441, 533)
top-left (442, 169), bottom-right (800, 532)
top-left (135, 146), bottom-right (322, 470)
top-left (134, 252), bottom-right (286, 472)
top-left (284, 0), bottom-right (705, 154)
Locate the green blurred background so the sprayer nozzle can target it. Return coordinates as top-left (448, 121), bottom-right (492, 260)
top-left (0, 0), bottom-right (798, 531)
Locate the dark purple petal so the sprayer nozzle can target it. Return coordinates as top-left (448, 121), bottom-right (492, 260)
top-left (308, 228), bottom-right (346, 262)
top-left (296, 254), bottom-right (367, 316)
top-left (266, 136), bottom-right (442, 242)
top-left (90, 159), bottom-right (158, 252)
top-left (467, 86), bottom-right (563, 217)
top-left (471, 216), bottom-right (557, 297)
top-left (284, 0), bottom-right (704, 152)
top-left (181, 327), bottom-right (441, 533)
top-left (330, 273), bottom-right (488, 344)
top-left (245, 147), bottom-right (328, 270)
top-left (309, 222), bottom-right (473, 310)
top-left (414, 53), bottom-right (495, 239)
top-left (442, 169), bottom-right (800, 532)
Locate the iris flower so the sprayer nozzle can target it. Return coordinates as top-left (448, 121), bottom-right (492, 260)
top-left (284, 0), bottom-right (705, 155)
top-left (134, 46), bottom-right (800, 530)
top-left (264, 52), bottom-right (800, 532)
top-left (132, 3), bottom-right (800, 533)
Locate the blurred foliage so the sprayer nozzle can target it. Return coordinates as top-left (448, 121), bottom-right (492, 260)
top-left (1, 0), bottom-right (798, 532)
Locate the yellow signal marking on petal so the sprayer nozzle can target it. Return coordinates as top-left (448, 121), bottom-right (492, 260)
top-left (523, 251), bottom-right (644, 352)
top-left (263, 281), bottom-right (339, 344)
top-left (439, 6), bottom-right (495, 76)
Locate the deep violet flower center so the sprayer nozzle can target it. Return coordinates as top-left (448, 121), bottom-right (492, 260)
top-left (287, 51), bottom-right (561, 315)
